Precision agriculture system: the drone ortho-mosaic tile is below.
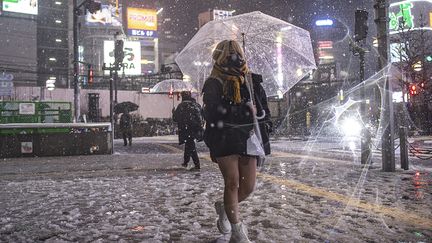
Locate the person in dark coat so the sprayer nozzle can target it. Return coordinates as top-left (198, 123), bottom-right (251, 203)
top-left (251, 73), bottom-right (272, 156)
top-left (202, 39), bottom-right (255, 242)
top-left (173, 91), bottom-right (203, 170)
top-left (119, 110), bottom-right (133, 146)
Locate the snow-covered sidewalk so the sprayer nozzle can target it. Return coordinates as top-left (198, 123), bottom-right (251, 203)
top-left (0, 138), bottom-right (431, 242)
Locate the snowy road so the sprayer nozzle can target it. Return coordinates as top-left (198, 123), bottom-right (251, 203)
top-left (0, 137), bottom-right (431, 242)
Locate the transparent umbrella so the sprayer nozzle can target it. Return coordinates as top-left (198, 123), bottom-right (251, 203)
top-left (151, 79), bottom-right (197, 93)
top-left (175, 11), bottom-right (316, 96)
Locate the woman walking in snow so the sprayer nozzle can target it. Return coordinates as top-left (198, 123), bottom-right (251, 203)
top-left (202, 39), bottom-right (256, 243)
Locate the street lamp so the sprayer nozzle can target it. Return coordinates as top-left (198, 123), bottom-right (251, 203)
top-left (73, 0), bottom-right (101, 122)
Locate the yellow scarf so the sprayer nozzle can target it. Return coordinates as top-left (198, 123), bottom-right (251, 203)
top-left (210, 63), bottom-right (248, 104)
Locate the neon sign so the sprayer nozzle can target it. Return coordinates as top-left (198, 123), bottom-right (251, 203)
top-left (315, 19), bottom-right (334, 26)
top-left (389, 0), bottom-right (432, 34)
top-left (389, 3), bottom-right (415, 30)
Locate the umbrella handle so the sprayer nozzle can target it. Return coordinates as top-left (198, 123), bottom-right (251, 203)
top-left (256, 110), bottom-right (266, 120)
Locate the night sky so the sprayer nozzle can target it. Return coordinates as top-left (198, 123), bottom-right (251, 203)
top-left (157, 0), bottom-right (374, 49)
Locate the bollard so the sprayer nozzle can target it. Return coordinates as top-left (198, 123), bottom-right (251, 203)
top-left (400, 126), bottom-right (409, 170)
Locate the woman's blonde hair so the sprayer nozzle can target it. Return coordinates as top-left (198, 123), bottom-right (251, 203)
top-left (212, 40), bottom-right (246, 67)
top-left (210, 40), bottom-right (249, 104)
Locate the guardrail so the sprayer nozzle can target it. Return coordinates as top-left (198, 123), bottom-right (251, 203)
top-left (0, 123), bottom-right (112, 158)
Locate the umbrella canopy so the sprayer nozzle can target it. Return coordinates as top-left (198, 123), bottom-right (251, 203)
top-left (175, 11), bottom-right (316, 96)
top-left (151, 79), bottom-right (197, 93)
top-left (114, 101), bottom-right (138, 114)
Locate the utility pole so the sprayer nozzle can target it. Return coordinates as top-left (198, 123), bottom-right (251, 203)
top-left (375, 0), bottom-right (396, 171)
top-left (73, 0), bottom-right (80, 122)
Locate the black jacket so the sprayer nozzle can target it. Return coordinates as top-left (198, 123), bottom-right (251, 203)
top-left (173, 98), bottom-right (203, 144)
top-left (202, 77), bottom-right (254, 160)
top-left (119, 113), bottom-right (132, 132)
top-left (252, 73), bottom-right (272, 155)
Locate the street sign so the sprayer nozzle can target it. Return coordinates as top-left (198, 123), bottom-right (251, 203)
top-left (0, 73), bottom-right (14, 97)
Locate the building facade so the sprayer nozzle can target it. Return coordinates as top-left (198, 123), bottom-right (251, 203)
top-left (0, 1), bottom-right (38, 86)
top-left (37, 0), bottom-right (70, 88)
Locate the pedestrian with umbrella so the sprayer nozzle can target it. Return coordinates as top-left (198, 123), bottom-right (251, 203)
top-left (115, 102), bottom-right (138, 146)
top-left (202, 39), bottom-right (255, 243)
top-left (119, 109), bottom-right (133, 146)
top-left (176, 11), bottom-right (316, 242)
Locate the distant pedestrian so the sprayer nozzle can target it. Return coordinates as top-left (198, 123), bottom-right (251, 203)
top-left (202, 39), bottom-right (256, 242)
top-left (120, 110), bottom-right (133, 146)
top-left (173, 91), bottom-right (203, 170)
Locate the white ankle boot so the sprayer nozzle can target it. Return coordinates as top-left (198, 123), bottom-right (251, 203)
top-left (229, 222), bottom-right (251, 243)
top-left (215, 201), bottom-right (231, 234)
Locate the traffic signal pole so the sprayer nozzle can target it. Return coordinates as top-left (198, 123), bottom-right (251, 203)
top-left (359, 50), bottom-right (372, 165)
top-left (114, 32), bottom-right (123, 111)
top-left (102, 64), bottom-right (115, 154)
top-left (352, 10), bottom-right (372, 165)
top-left (73, 0), bottom-right (101, 122)
top-left (375, 0), bottom-right (396, 172)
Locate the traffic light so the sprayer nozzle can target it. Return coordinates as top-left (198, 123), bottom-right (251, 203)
top-left (355, 10), bottom-right (368, 42)
top-left (419, 81), bottom-right (425, 89)
top-left (114, 39), bottom-right (124, 67)
top-left (87, 64), bottom-right (94, 84)
top-left (85, 0), bottom-right (101, 14)
top-left (409, 83), bottom-right (418, 96)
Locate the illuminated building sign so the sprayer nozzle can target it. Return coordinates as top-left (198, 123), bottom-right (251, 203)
top-left (213, 9), bottom-right (234, 20)
top-left (127, 8), bottom-right (157, 38)
top-left (430, 11), bottom-right (432, 27)
top-left (389, 0), bottom-right (432, 34)
top-left (104, 41), bottom-right (142, 75)
top-left (390, 42), bottom-right (408, 63)
top-left (315, 19), bottom-right (334, 26)
top-left (317, 41), bottom-right (333, 49)
top-left (317, 40), bottom-right (334, 62)
top-left (389, 3), bottom-right (414, 30)
top-left (2, 0), bottom-right (38, 15)
top-left (86, 4), bottom-right (122, 26)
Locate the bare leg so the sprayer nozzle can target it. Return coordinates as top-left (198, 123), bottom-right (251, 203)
top-left (217, 155), bottom-right (241, 224)
top-left (238, 156), bottom-right (257, 202)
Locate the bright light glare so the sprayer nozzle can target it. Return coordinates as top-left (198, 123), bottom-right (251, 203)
top-left (183, 75), bottom-right (191, 82)
top-left (277, 90), bottom-right (284, 99)
top-left (348, 141), bottom-right (356, 150)
top-left (341, 117), bottom-right (362, 137)
top-left (392, 91), bottom-right (403, 103)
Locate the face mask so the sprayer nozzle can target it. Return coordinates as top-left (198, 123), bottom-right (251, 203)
top-left (226, 53), bottom-right (245, 68)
